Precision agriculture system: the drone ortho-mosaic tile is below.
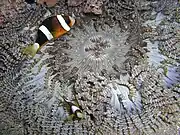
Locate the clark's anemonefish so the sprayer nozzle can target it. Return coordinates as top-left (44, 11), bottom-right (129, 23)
top-left (63, 99), bottom-right (84, 121)
top-left (23, 14), bottom-right (75, 57)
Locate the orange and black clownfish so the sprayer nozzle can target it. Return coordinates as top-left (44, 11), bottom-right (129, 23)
top-left (23, 14), bottom-right (75, 57)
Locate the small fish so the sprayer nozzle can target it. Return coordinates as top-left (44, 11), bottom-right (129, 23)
top-left (64, 99), bottom-right (84, 121)
top-left (23, 14), bottom-right (75, 57)
top-left (25, 0), bottom-right (58, 7)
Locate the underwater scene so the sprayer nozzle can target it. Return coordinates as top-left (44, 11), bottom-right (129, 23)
top-left (0, 0), bottom-right (179, 134)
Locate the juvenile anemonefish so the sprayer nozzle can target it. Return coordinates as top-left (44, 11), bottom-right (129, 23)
top-left (25, 0), bottom-right (58, 7)
top-left (23, 14), bottom-right (75, 57)
top-left (63, 99), bottom-right (84, 121)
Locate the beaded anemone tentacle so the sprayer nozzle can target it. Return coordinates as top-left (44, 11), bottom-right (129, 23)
top-left (142, 7), bottom-right (180, 88)
top-left (74, 71), bottom-right (114, 133)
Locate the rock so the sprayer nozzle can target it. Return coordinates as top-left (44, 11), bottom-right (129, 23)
top-left (83, 0), bottom-right (103, 15)
top-left (37, 0), bottom-right (58, 7)
top-left (68, 0), bottom-right (84, 6)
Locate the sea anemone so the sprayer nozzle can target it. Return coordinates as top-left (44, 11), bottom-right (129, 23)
top-left (107, 76), bottom-right (142, 115)
top-left (142, 11), bottom-right (180, 88)
top-left (66, 24), bottom-right (129, 73)
top-left (0, 0), bottom-right (179, 134)
top-left (48, 22), bottom-right (130, 80)
top-left (161, 65), bottom-right (180, 88)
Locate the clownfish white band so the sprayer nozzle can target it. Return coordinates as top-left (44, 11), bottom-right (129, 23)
top-left (39, 25), bottom-right (54, 40)
top-left (56, 15), bottom-right (71, 31)
top-left (71, 105), bottom-right (80, 113)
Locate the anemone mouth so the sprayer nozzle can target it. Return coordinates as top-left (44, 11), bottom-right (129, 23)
top-left (84, 34), bottom-right (112, 59)
top-left (75, 33), bottom-right (118, 73)
top-left (60, 24), bottom-right (130, 76)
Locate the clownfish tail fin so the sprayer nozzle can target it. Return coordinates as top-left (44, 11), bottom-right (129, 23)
top-left (22, 43), bottom-right (40, 57)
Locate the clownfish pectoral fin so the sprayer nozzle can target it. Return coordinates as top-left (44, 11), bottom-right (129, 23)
top-left (22, 43), bottom-right (40, 57)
